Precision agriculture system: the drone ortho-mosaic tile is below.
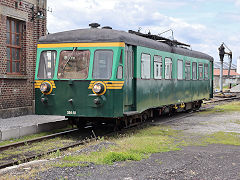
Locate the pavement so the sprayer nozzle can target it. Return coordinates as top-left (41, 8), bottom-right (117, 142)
top-left (0, 115), bottom-right (66, 141)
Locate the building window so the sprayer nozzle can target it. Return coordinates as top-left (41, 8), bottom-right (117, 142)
top-left (165, 57), bottom-right (172, 79)
top-left (204, 64), bottom-right (209, 80)
top-left (177, 60), bottom-right (183, 80)
top-left (192, 62), bottom-right (197, 80)
top-left (141, 53), bottom-right (151, 79)
top-left (6, 18), bottom-right (22, 73)
top-left (185, 61), bottom-right (191, 80)
top-left (198, 63), bottom-right (203, 80)
top-left (154, 55), bottom-right (162, 79)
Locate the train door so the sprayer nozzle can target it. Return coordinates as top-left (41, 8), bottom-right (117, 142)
top-left (124, 45), bottom-right (136, 112)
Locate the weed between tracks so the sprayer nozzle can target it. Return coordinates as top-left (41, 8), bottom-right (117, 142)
top-left (0, 137), bottom-right (75, 162)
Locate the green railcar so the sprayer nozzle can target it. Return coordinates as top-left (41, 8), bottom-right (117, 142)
top-left (35, 25), bottom-right (213, 127)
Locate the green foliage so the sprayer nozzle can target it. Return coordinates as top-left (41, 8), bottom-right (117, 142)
top-left (62, 126), bottom-right (181, 165)
top-left (204, 132), bottom-right (240, 145)
top-left (102, 152), bottom-right (142, 164)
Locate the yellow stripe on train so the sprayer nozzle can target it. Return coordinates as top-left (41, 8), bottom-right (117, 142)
top-left (34, 80), bottom-right (56, 89)
top-left (88, 81), bottom-right (124, 90)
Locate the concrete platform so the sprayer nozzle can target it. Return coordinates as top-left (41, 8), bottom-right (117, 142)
top-left (0, 115), bottom-right (67, 141)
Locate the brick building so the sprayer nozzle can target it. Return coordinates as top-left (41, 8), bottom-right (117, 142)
top-left (0, 0), bottom-right (47, 118)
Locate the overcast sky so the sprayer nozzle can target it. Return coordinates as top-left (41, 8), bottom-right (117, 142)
top-left (47, 0), bottom-right (240, 64)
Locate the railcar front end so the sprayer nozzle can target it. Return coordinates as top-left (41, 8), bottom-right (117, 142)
top-left (35, 42), bottom-right (126, 126)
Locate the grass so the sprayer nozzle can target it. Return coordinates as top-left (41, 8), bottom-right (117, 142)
top-left (201, 101), bottom-right (240, 114)
top-left (231, 119), bottom-right (240, 124)
top-left (55, 125), bottom-right (240, 166)
top-left (204, 132), bottom-right (240, 146)
top-left (59, 126), bottom-right (181, 165)
top-left (0, 137), bottom-right (75, 161)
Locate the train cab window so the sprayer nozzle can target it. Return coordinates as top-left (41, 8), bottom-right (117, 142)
top-left (154, 55), bottom-right (162, 79)
top-left (192, 62), bottom-right (197, 80)
top-left (185, 61), bottom-right (191, 80)
top-left (204, 64), bottom-right (209, 80)
top-left (58, 50), bottom-right (90, 79)
top-left (198, 63), bottom-right (203, 80)
top-left (93, 50), bottom-right (113, 79)
top-left (37, 50), bottom-right (57, 79)
top-left (141, 53), bottom-right (151, 79)
top-left (177, 60), bottom-right (183, 80)
top-left (165, 57), bottom-right (172, 79)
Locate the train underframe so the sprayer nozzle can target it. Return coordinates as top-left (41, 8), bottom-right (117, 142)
top-left (67, 100), bottom-right (203, 130)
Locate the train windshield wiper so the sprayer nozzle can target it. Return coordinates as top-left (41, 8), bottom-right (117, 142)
top-left (62, 47), bottom-right (77, 70)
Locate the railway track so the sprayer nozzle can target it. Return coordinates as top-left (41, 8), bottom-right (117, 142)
top-left (0, 124), bottom-right (117, 170)
top-left (204, 92), bottom-right (240, 104)
top-left (1, 95), bottom-right (238, 170)
top-left (0, 129), bottom-right (79, 152)
top-left (0, 128), bottom-right (94, 169)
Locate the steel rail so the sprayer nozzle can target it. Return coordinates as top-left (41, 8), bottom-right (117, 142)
top-left (0, 137), bottom-right (95, 169)
top-left (0, 129), bottom-right (118, 170)
top-left (0, 128), bottom-right (79, 152)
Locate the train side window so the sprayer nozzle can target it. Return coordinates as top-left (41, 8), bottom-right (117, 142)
top-left (177, 60), bottom-right (183, 80)
top-left (204, 64), bottom-right (209, 80)
top-left (93, 50), bottom-right (113, 79)
top-left (198, 63), bottom-right (203, 80)
top-left (141, 53), bottom-right (151, 79)
top-left (154, 55), bottom-right (162, 79)
top-left (38, 50), bottom-right (57, 79)
top-left (192, 62), bottom-right (197, 80)
top-left (185, 61), bottom-right (191, 80)
top-left (165, 57), bottom-right (172, 79)
top-left (58, 50), bottom-right (90, 79)
top-left (117, 50), bottom-right (123, 79)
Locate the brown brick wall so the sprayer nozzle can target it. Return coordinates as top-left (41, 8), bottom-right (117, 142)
top-left (0, 0), bottom-right (47, 118)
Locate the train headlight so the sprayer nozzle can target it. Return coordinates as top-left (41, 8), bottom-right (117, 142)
top-left (92, 82), bottom-right (106, 95)
top-left (40, 82), bottom-right (52, 95)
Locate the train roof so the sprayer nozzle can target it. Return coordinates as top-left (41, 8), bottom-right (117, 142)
top-left (39, 28), bottom-right (213, 61)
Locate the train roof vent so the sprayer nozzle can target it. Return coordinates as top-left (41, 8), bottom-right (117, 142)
top-left (89, 23), bottom-right (100, 28)
top-left (102, 26), bottom-right (112, 29)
